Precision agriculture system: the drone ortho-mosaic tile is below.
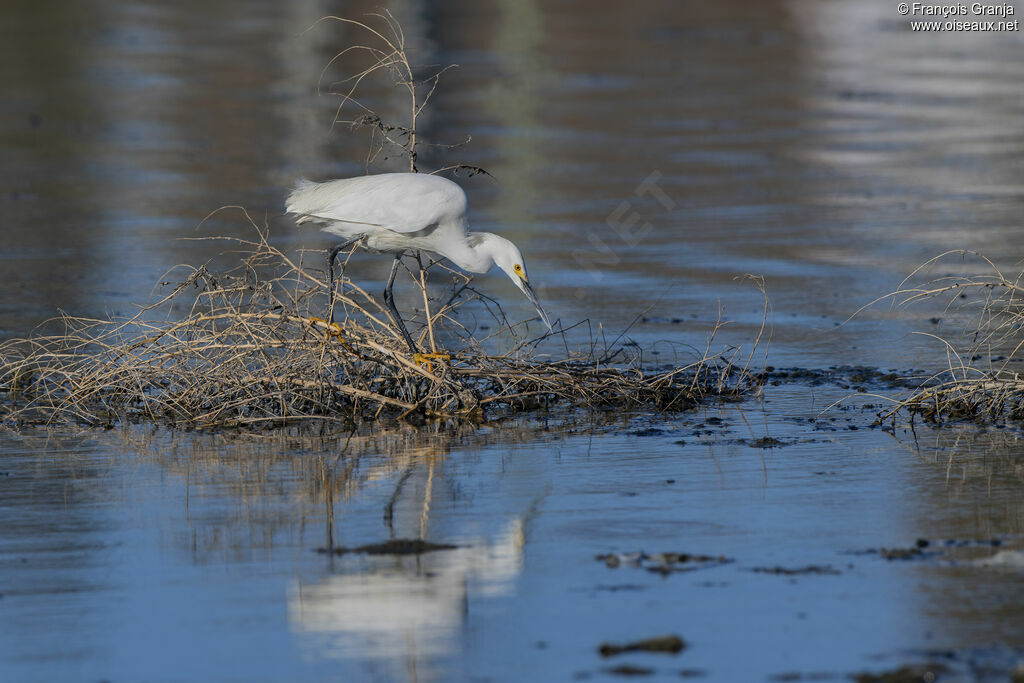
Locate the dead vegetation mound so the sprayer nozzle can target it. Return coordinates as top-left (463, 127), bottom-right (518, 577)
top-left (0, 231), bottom-right (766, 430)
top-left (873, 251), bottom-right (1024, 425)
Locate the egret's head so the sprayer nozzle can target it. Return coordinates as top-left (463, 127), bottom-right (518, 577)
top-left (486, 235), bottom-right (552, 331)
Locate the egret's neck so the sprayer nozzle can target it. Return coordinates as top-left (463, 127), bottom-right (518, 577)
top-left (439, 231), bottom-right (497, 274)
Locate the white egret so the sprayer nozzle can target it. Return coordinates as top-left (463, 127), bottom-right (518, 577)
top-left (286, 172), bottom-right (552, 352)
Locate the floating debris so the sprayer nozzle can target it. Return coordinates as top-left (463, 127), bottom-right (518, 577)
top-left (599, 635), bottom-right (687, 658)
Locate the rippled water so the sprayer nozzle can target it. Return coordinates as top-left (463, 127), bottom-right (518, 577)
top-left (2, 0), bottom-right (1024, 681)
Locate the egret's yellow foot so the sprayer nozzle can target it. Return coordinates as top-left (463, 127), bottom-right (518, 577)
top-left (309, 316), bottom-right (344, 340)
top-left (413, 352), bottom-right (451, 373)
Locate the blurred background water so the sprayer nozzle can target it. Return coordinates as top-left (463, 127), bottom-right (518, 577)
top-left (2, 0), bottom-right (1024, 681)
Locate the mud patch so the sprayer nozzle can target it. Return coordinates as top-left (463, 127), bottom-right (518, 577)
top-left (855, 539), bottom-right (937, 561)
top-left (594, 584), bottom-right (647, 592)
top-left (603, 664), bottom-right (655, 676)
top-left (744, 436), bottom-right (791, 449)
top-left (599, 635), bottom-right (687, 657)
top-left (597, 551), bottom-right (732, 575)
top-left (760, 366), bottom-right (917, 390)
top-left (752, 565), bottom-right (842, 576)
top-left (851, 662), bottom-right (948, 682)
top-left (628, 428), bottom-right (669, 437)
top-left (316, 538), bottom-right (458, 556)
top-left (855, 537), bottom-right (1014, 564)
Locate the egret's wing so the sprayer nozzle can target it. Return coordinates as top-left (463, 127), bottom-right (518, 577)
top-left (286, 173), bottom-right (467, 233)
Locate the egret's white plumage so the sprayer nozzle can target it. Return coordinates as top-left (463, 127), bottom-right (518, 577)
top-left (286, 173), bottom-right (551, 332)
top-left (288, 173), bottom-right (466, 236)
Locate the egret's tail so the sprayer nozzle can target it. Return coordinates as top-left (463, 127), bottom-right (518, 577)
top-left (286, 178), bottom-right (320, 224)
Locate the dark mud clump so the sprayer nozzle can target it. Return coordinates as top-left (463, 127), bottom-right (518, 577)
top-left (860, 539), bottom-right (936, 561)
top-left (877, 547), bottom-right (928, 561)
top-left (596, 551), bottom-right (732, 575)
top-left (603, 664), bottom-right (655, 677)
top-left (863, 540), bottom-right (950, 561)
top-left (628, 427), bottom-right (668, 437)
top-left (599, 635), bottom-right (687, 657)
top-left (316, 538), bottom-right (458, 556)
top-left (759, 366), bottom-right (916, 390)
top-left (752, 565), bottom-right (842, 576)
top-left (856, 537), bottom-right (1013, 563)
top-left (851, 662), bottom-right (948, 682)
top-left (768, 673), bottom-right (839, 681)
top-left (745, 436), bottom-right (790, 449)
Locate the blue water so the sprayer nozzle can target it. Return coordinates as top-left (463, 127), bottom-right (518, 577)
top-left (3, 387), bottom-right (1024, 681)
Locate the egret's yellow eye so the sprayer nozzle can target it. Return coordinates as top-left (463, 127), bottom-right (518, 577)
top-left (513, 264), bottom-right (526, 281)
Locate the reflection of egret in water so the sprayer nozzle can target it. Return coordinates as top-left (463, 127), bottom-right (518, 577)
top-left (289, 439), bottom-right (544, 680)
top-left (288, 517), bottom-right (526, 663)
top-left (288, 417), bottom-right (552, 671)
top-left (119, 416), bottom-right (558, 677)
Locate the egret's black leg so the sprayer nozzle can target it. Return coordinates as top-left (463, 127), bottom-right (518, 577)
top-left (384, 254), bottom-right (418, 353)
top-left (326, 238), bottom-right (359, 323)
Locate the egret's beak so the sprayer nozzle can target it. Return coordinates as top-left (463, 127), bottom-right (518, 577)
top-left (517, 278), bottom-right (553, 331)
